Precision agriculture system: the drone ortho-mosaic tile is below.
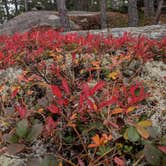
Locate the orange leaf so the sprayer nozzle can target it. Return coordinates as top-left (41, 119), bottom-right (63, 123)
top-left (91, 61), bottom-right (100, 67)
top-left (58, 161), bottom-right (63, 166)
top-left (137, 120), bottom-right (152, 128)
top-left (101, 133), bottom-right (112, 143)
top-left (108, 72), bottom-right (119, 80)
top-left (0, 85), bottom-right (4, 93)
top-left (111, 108), bottom-right (124, 115)
top-left (88, 134), bottom-right (101, 148)
top-left (27, 90), bottom-right (34, 95)
top-left (70, 113), bottom-right (77, 120)
top-left (37, 108), bottom-right (44, 113)
top-left (135, 125), bottom-right (150, 139)
top-left (126, 106), bottom-right (137, 114)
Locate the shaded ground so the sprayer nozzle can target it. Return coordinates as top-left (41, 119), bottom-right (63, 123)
top-left (69, 11), bottom-right (166, 30)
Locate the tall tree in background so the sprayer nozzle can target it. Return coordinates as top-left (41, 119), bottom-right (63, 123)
top-left (100, 0), bottom-right (107, 29)
top-left (24, 0), bottom-right (28, 12)
top-left (56, 0), bottom-right (70, 31)
top-left (155, 0), bottom-right (164, 24)
top-left (144, 0), bottom-right (155, 18)
top-left (128, 0), bottom-right (139, 27)
top-left (2, 0), bottom-right (9, 19)
top-left (14, 0), bottom-right (18, 14)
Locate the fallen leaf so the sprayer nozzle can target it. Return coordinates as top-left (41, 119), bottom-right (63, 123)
top-left (7, 144), bottom-right (25, 155)
top-left (144, 144), bottom-right (163, 165)
top-left (113, 156), bottom-right (125, 166)
top-left (158, 146), bottom-right (166, 154)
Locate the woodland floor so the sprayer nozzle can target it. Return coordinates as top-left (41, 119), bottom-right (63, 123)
top-left (69, 11), bottom-right (166, 30)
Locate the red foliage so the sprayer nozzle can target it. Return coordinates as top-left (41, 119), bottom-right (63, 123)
top-left (0, 29), bottom-right (165, 135)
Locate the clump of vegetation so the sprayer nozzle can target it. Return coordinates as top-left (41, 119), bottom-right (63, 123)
top-left (0, 29), bottom-right (165, 165)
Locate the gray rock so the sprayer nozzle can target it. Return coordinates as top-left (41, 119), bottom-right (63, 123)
top-left (0, 11), bottom-right (80, 35)
top-left (67, 24), bottom-right (166, 39)
top-left (0, 155), bottom-right (26, 166)
top-left (0, 67), bottom-right (22, 84)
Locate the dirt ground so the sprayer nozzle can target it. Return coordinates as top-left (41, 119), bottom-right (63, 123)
top-left (69, 11), bottom-right (166, 30)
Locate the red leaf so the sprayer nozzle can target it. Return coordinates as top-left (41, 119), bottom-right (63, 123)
top-left (62, 78), bottom-right (70, 94)
top-left (57, 98), bottom-right (68, 106)
top-left (77, 157), bottom-right (85, 166)
top-left (99, 97), bottom-right (117, 109)
top-left (86, 98), bottom-right (97, 111)
top-left (11, 88), bottom-right (19, 99)
top-left (45, 116), bottom-right (57, 134)
top-left (158, 146), bottom-right (166, 154)
top-left (90, 81), bottom-right (105, 96)
top-left (82, 83), bottom-right (90, 97)
top-left (79, 94), bottom-right (84, 108)
top-left (15, 105), bottom-right (27, 119)
top-left (114, 157), bottom-right (125, 166)
top-left (51, 85), bottom-right (62, 98)
top-left (128, 83), bottom-right (148, 105)
top-left (47, 104), bottom-right (60, 114)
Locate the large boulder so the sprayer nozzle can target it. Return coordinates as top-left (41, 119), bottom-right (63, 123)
top-left (0, 11), bottom-right (80, 35)
top-left (67, 24), bottom-right (166, 39)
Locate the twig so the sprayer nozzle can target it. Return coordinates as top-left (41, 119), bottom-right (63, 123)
top-left (133, 154), bottom-right (144, 166)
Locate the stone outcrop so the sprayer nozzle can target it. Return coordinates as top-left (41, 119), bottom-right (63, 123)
top-left (0, 11), bottom-right (80, 35)
top-left (68, 24), bottom-right (166, 39)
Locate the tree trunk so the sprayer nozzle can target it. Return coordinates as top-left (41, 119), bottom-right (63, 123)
top-left (75, 0), bottom-right (89, 11)
top-left (100, 0), bottom-right (107, 29)
top-left (24, 0), bottom-right (28, 12)
top-left (155, 0), bottom-right (164, 24)
top-left (2, 0), bottom-right (10, 20)
top-left (14, 0), bottom-right (18, 14)
top-left (144, 0), bottom-right (155, 17)
top-left (56, 0), bottom-right (71, 32)
top-left (128, 0), bottom-right (139, 27)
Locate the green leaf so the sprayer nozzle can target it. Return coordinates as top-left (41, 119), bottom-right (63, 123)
top-left (144, 144), bottom-right (163, 166)
top-left (27, 155), bottom-right (59, 166)
top-left (8, 134), bottom-right (19, 143)
top-left (97, 146), bottom-right (111, 156)
top-left (16, 119), bottom-right (28, 138)
top-left (26, 123), bottom-right (43, 142)
top-left (127, 126), bottom-right (140, 142)
top-left (135, 87), bottom-right (141, 96)
top-left (41, 155), bottom-right (59, 166)
top-left (123, 145), bottom-right (133, 153)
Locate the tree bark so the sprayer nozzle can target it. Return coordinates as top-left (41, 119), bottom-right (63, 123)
top-left (144, 0), bottom-right (155, 17)
top-left (100, 0), bottom-right (107, 29)
top-left (155, 0), bottom-right (164, 24)
top-left (56, 0), bottom-right (71, 32)
top-left (128, 0), bottom-right (139, 27)
top-left (24, 0), bottom-right (28, 12)
top-left (75, 0), bottom-right (89, 11)
top-left (2, 0), bottom-right (10, 20)
top-left (14, 0), bottom-right (18, 14)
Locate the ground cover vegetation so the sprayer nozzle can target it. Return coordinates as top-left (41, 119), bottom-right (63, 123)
top-left (0, 28), bottom-right (166, 165)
